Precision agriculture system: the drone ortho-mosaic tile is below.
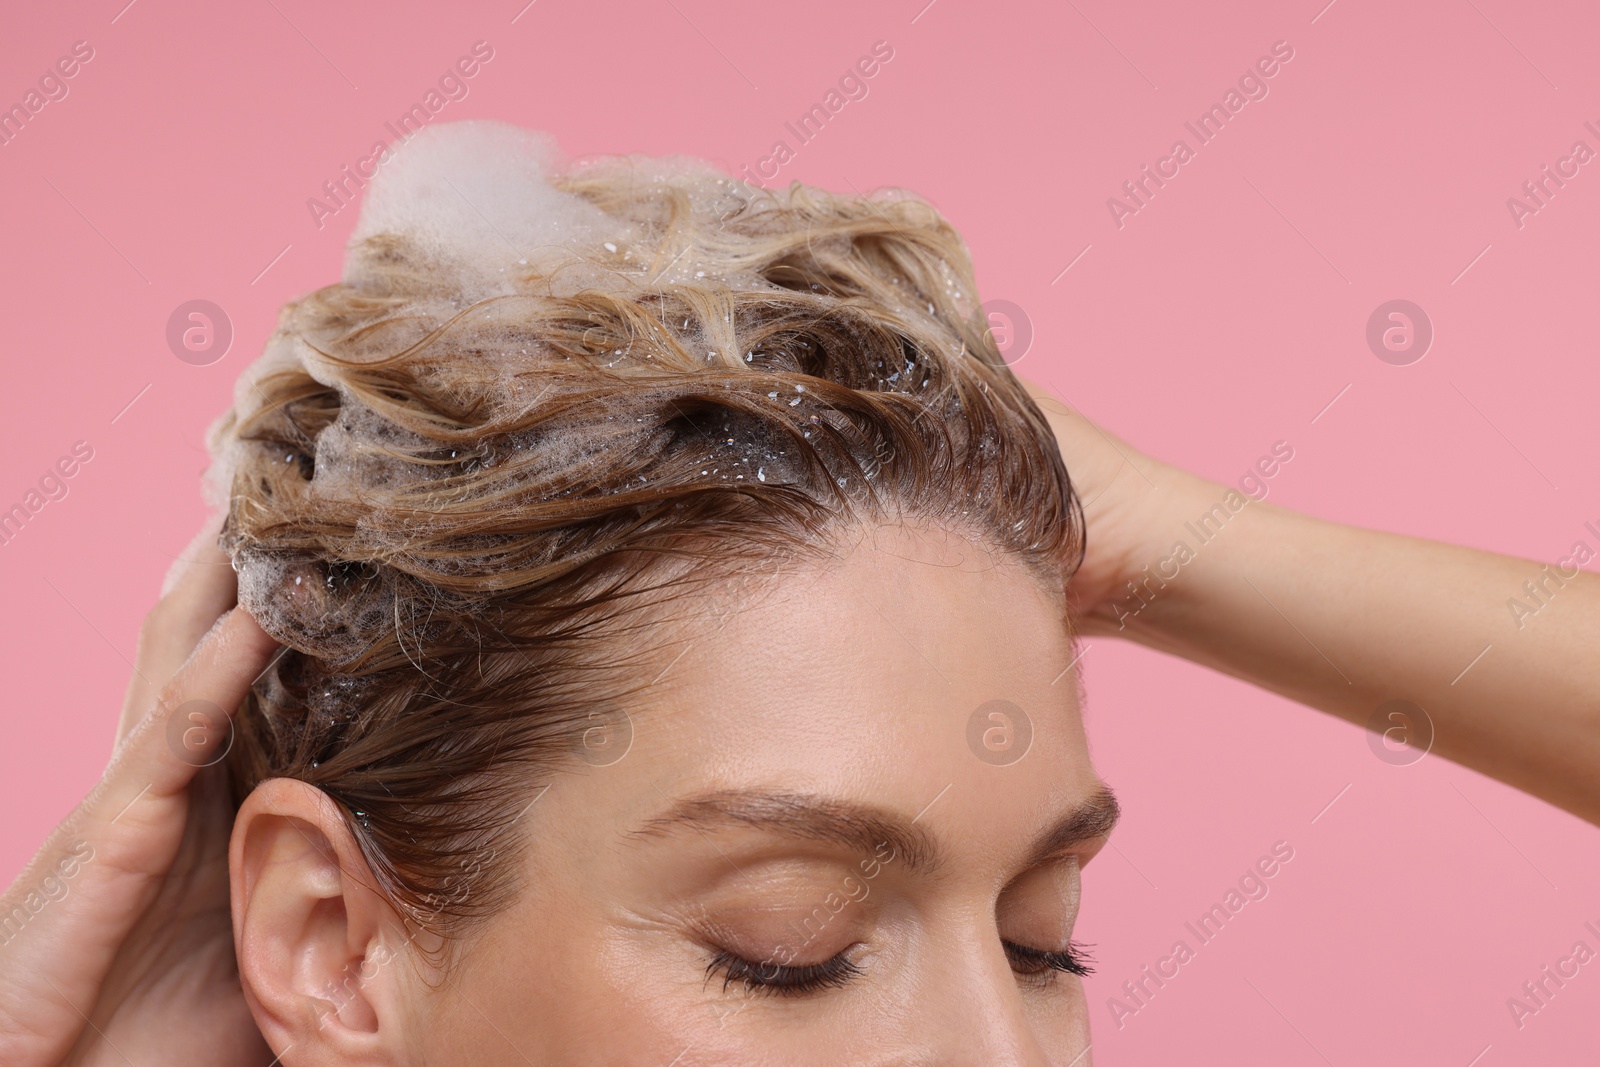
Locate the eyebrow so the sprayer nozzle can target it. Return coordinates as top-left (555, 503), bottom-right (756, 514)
top-left (1019, 785), bottom-right (1122, 868)
top-left (629, 785), bottom-right (1121, 877)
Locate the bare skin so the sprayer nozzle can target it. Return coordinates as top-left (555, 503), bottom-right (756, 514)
top-left (0, 515), bottom-right (280, 1066)
top-left (1026, 381), bottom-right (1600, 826)
top-left (2, 397), bottom-right (1596, 1064)
top-left (231, 524), bottom-right (1110, 1064)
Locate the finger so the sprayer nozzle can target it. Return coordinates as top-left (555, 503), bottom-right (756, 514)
top-left (157, 508), bottom-right (232, 600)
top-left (115, 605), bottom-right (280, 817)
top-left (0, 608), bottom-right (279, 1058)
top-left (118, 511), bottom-right (240, 742)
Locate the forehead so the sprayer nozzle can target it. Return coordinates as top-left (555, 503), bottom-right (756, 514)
top-left (631, 523), bottom-right (1096, 861)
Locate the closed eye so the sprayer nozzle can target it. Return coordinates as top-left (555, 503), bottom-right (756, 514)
top-left (1004, 939), bottom-right (1095, 981)
top-left (705, 947), bottom-right (864, 997)
top-left (702, 938), bottom-right (1094, 998)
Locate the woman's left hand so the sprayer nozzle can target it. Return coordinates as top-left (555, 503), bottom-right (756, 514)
top-left (1020, 378), bottom-right (1204, 634)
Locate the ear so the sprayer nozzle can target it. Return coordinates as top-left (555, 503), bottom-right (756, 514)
top-left (230, 777), bottom-right (419, 1066)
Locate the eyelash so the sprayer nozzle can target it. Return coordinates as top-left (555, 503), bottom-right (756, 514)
top-left (705, 940), bottom-right (1095, 997)
top-left (705, 948), bottom-right (864, 996)
top-left (1004, 939), bottom-right (1096, 982)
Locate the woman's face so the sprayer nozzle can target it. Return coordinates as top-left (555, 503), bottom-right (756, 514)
top-left (410, 523), bottom-right (1114, 1065)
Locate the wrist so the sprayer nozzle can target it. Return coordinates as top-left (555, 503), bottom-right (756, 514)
top-left (1078, 466), bottom-right (1281, 638)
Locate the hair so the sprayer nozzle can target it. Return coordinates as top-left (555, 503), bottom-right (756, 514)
top-left (211, 140), bottom-right (1084, 948)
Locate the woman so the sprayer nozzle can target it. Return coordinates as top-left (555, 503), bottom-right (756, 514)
top-left (2, 121), bottom-right (1595, 1065)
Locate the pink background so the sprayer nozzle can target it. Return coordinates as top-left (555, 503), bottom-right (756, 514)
top-left (2, 0), bottom-right (1597, 1060)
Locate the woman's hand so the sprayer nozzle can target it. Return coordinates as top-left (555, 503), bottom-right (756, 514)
top-left (1021, 378), bottom-right (1208, 635)
top-left (0, 516), bottom-right (280, 1066)
top-left (1023, 376), bottom-right (1600, 827)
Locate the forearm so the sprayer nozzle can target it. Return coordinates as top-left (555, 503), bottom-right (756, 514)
top-left (1098, 478), bottom-right (1600, 824)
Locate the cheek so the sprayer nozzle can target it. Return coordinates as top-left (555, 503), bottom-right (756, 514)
top-left (420, 916), bottom-right (1095, 1063)
top-left (416, 872), bottom-right (787, 1063)
top-left (415, 891), bottom-right (694, 1062)
top-left (1036, 972), bottom-right (1093, 1056)
top-left (424, 921), bottom-right (840, 1063)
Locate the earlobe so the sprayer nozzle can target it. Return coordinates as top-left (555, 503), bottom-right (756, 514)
top-left (231, 777), bottom-right (413, 1065)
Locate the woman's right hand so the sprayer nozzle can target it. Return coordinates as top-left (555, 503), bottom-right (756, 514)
top-left (0, 516), bottom-right (281, 1065)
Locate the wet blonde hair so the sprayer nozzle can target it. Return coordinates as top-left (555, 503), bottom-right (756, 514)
top-left (212, 149), bottom-right (1083, 939)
